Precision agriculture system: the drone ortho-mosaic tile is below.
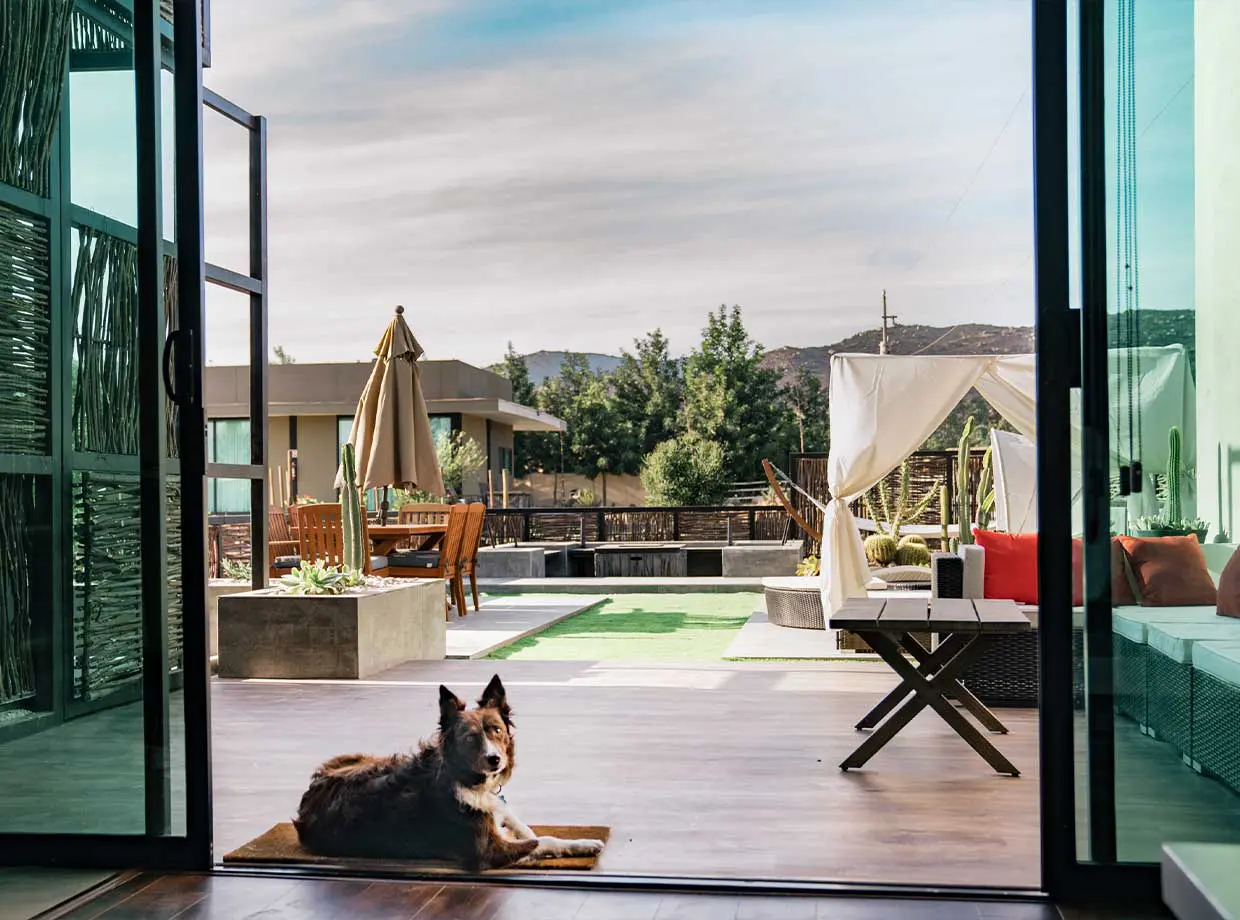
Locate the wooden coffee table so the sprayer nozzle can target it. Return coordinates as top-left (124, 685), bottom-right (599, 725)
top-left (829, 597), bottom-right (1031, 776)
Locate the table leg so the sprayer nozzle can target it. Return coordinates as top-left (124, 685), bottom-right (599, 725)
top-left (854, 634), bottom-right (967, 730)
top-left (840, 632), bottom-right (1020, 776)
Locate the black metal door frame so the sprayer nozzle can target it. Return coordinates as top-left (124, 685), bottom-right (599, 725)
top-left (1035, 0), bottom-right (1161, 904)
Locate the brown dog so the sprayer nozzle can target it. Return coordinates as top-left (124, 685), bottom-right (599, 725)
top-left (293, 675), bottom-right (604, 869)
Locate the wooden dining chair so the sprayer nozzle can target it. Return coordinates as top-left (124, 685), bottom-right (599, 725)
top-left (294, 502), bottom-right (385, 575)
top-left (459, 503), bottom-right (487, 612)
top-left (397, 503), bottom-right (449, 524)
top-left (268, 507), bottom-right (300, 578)
top-left (386, 503), bottom-right (470, 616)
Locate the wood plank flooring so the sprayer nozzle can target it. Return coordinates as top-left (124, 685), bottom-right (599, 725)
top-left (52, 872), bottom-right (1066, 920)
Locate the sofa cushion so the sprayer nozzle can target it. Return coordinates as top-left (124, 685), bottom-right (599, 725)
top-left (973, 531), bottom-right (1039, 604)
top-left (1113, 610), bottom-right (1151, 644)
top-left (1216, 546), bottom-right (1240, 619)
top-left (369, 555), bottom-right (389, 572)
top-left (1191, 641), bottom-right (1240, 688)
top-left (1112, 538), bottom-right (1139, 605)
top-left (1112, 606), bottom-right (1231, 644)
top-left (1145, 621), bottom-right (1240, 664)
top-left (388, 550), bottom-right (441, 569)
top-left (273, 555), bottom-right (300, 570)
top-left (1118, 536), bottom-right (1217, 608)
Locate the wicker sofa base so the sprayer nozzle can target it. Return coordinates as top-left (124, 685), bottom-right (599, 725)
top-left (1146, 651), bottom-right (1193, 758)
top-left (958, 627), bottom-right (1085, 709)
top-left (763, 585), bottom-right (824, 630)
top-left (1115, 634), bottom-right (1148, 727)
top-left (1191, 670), bottom-right (1240, 795)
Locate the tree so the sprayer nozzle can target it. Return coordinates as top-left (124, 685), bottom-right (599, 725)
top-left (782, 367), bottom-right (829, 454)
top-left (435, 430), bottom-right (487, 493)
top-left (682, 305), bottom-right (796, 482)
top-left (495, 343), bottom-right (541, 474)
top-left (610, 330), bottom-right (684, 469)
top-left (272, 345), bottom-right (296, 364)
top-left (640, 434), bottom-right (729, 506)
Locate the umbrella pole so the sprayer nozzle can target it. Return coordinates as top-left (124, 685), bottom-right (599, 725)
top-left (381, 485), bottom-right (389, 525)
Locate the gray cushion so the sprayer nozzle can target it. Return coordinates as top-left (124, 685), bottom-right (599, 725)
top-left (273, 555), bottom-right (300, 569)
top-left (388, 550), bottom-right (440, 569)
top-left (369, 555), bottom-right (388, 572)
top-left (1192, 641), bottom-right (1240, 687)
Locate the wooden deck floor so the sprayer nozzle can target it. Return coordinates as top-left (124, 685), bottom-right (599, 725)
top-left (210, 659), bottom-right (1043, 888)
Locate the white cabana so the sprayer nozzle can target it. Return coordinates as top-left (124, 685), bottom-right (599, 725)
top-left (821, 345), bottom-right (1196, 615)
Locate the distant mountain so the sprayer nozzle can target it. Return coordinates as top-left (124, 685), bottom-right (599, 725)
top-left (513, 350), bottom-right (624, 384)
top-left (509, 311), bottom-right (1195, 386)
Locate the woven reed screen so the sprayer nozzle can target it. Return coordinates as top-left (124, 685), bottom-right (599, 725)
top-left (0, 476), bottom-right (38, 707)
top-left (0, 0), bottom-right (74, 196)
top-left (0, 203), bottom-right (52, 455)
top-left (72, 226), bottom-right (140, 454)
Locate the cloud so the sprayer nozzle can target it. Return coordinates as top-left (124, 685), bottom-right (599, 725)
top-left (201, 0), bottom-right (1034, 366)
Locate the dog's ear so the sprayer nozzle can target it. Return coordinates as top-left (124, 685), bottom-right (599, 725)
top-left (477, 674), bottom-right (511, 725)
top-left (438, 685), bottom-right (465, 730)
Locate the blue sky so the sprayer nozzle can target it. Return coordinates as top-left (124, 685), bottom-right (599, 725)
top-left (197, 0), bottom-right (1193, 368)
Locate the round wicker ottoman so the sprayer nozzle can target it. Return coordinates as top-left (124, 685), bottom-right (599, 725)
top-left (762, 578), bottom-right (825, 629)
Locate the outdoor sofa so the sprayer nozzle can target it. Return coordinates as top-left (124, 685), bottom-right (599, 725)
top-left (932, 541), bottom-right (1240, 798)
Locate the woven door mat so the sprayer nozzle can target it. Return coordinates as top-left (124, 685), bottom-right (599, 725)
top-left (223, 822), bottom-right (610, 871)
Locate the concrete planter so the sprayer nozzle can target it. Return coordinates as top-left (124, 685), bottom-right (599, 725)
top-left (217, 580), bottom-right (445, 679)
top-left (721, 541), bottom-right (804, 577)
top-left (208, 579), bottom-right (253, 657)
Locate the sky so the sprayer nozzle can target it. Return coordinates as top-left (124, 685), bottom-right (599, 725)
top-left (193, 0), bottom-right (1192, 369)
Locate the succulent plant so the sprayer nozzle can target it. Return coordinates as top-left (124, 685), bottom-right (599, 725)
top-left (894, 542), bottom-right (931, 567)
top-left (279, 559), bottom-right (367, 596)
top-left (796, 555), bottom-right (820, 577)
top-left (339, 442), bottom-right (365, 573)
top-left (864, 533), bottom-right (898, 566)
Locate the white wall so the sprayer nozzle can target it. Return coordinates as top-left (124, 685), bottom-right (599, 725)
top-left (1195, 0), bottom-right (1240, 540)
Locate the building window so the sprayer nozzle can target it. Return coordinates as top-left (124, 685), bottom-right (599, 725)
top-left (429, 414), bottom-right (452, 445)
top-left (208, 419), bottom-right (251, 514)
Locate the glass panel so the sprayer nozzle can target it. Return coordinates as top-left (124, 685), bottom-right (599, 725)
top-left (208, 420), bottom-right (252, 513)
top-left (1076, 0), bottom-right (1240, 864)
top-left (69, 69), bottom-right (138, 226)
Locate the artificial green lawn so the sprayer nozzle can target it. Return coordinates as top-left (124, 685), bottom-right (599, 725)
top-left (486, 593), bottom-right (755, 661)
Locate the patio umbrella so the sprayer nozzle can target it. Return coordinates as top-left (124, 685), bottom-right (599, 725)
top-left (338, 305), bottom-right (445, 522)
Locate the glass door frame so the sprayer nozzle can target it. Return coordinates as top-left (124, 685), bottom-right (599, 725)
top-left (0, 0), bottom-right (219, 870)
top-left (1035, 0), bottom-right (1161, 903)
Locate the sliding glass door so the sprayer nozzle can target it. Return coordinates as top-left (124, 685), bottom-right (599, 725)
top-left (1040, 0), bottom-right (1240, 899)
top-left (0, 0), bottom-right (211, 868)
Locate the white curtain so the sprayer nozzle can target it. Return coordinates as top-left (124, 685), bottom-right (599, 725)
top-left (991, 429), bottom-right (1039, 533)
top-left (821, 354), bottom-right (1038, 615)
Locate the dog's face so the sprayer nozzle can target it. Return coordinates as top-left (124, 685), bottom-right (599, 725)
top-left (438, 675), bottom-right (514, 788)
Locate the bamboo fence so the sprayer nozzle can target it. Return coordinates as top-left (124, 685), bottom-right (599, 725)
top-left (0, 476), bottom-right (36, 706)
top-left (0, 203), bottom-right (52, 455)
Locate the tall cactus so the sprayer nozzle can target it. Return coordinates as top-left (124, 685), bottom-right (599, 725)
top-left (1167, 425), bottom-right (1183, 524)
top-left (940, 484), bottom-right (952, 551)
top-left (340, 442), bottom-right (365, 572)
top-left (955, 416), bottom-right (976, 545)
top-left (976, 445), bottom-right (994, 531)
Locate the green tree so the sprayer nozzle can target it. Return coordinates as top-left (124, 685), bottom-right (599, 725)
top-left (782, 367), bottom-right (829, 454)
top-left (495, 343), bottom-right (542, 474)
top-left (610, 330), bottom-right (683, 469)
top-left (682, 305), bottom-right (795, 481)
top-left (272, 345), bottom-right (296, 364)
top-left (640, 434), bottom-right (728, 506)
top-left (435, 430), bottom-right (487, 492)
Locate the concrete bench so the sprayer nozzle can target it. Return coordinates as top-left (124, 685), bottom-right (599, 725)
top-left (475, 545), bottom-right (547, 579)
top-left (721, 541), bottom-right (803, 577)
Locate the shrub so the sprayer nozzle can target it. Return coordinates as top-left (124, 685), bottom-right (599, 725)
top-left (639, 435), bottom-right (728, 506)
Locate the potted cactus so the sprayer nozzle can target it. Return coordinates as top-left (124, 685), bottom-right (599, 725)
top-left (1132, 426), bottom-right (1209, 542)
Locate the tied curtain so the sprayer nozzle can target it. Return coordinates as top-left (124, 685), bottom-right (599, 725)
top-left (822, 354), bottom-right (1037, 615)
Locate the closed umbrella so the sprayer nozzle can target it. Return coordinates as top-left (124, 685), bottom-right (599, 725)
top-left (338, 305), bottom-right (445, 522)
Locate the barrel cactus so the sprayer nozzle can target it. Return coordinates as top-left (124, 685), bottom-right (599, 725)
top-left (339, 442), bottom-right (366, 572)
top-left (864, 533), bottom-right (898, 566)
top-left (898, 534), bottom-right (927, 548)
top-left (1167, 425), bottom-right (1183, 525)
top-left (895, 542), bottom-right (931, 567)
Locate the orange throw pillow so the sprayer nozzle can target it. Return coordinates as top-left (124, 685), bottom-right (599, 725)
top-left (1117, 535), bottom-right (1217, 607)
top-left (1218, 546), bottom-right (1240, 618)
top-left (1111, 538), bottom-right (1139, 605)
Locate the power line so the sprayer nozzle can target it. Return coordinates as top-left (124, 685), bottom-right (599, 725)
top-left (940, 86), bottom-right (1029, 229)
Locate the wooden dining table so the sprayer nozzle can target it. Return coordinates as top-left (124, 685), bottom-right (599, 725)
top-left (367, 523), bottom-right (447, 555)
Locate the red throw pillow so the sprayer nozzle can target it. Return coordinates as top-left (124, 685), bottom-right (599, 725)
top-left (974, 530), bottom-right (1040, 605)
top-left (1117, 536), bottom-right (1217, 607)
top-left (1218, 546), bottom-right (1240, 618)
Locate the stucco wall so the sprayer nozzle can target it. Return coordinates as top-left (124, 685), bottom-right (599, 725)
top-left (1195, 1), bottom-right (1240, 539)
top-left (296, 415), bottom-right (341, 502)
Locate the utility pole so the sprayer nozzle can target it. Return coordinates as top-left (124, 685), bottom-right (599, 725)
top-left (879, 289), bottom-right (898, 354)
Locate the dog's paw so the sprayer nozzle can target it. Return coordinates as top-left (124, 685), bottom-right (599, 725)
top-left (569, 838), bottom-right (605, 856)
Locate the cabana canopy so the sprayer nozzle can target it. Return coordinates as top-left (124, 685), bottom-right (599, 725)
top-left (821, 345), bottom-right (1195, 615)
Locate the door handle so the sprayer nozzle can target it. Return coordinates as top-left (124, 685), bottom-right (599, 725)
top-left (162, 330), bottom-right (190, 405)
